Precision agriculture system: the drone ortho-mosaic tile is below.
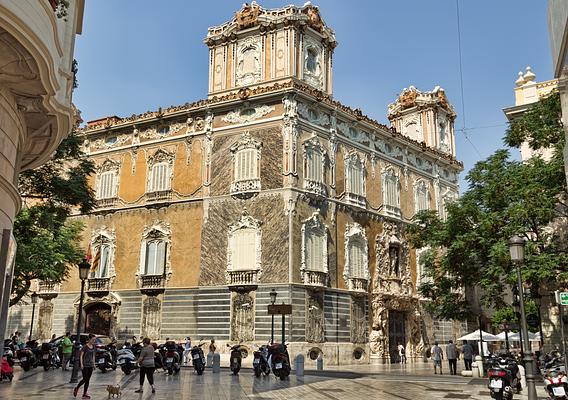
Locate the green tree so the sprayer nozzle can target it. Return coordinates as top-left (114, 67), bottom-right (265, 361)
top-left (408, 91), bottom-right (568, 320)
top-left (11, 132), bottom-right (94, 306)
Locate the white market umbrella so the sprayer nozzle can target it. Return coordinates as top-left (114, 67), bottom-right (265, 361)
top-left (496, 331), bottom-right (541, 342)
top-left (457, 329), bottom-right (500, 342)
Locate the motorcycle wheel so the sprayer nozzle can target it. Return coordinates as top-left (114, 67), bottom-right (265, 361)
top-left (254, 368), bottom-right (261, 378)
top-left (112, 362), bottom-right (117, 371)
top-left (22, 364), bottom-right (30, 372)
top-left (232, 367), bottom-right (240, 375)
top-left (493, 392), bottom-right (503, 400)
top-left (99, 366), bottom-right (107, 373)
top-left (196, 365), bottom-right (204, 375)
top-left (168, 367), bottom-right (173, 375)
top-left (121, 366), bottom-right (131, 375)
top-left (43, 363), bottom-right (49, 371)
top-left (7, 359), bottom-right (14, 367)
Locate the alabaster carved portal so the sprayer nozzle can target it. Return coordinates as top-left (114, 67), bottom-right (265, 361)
top-left (370, 222), bottom-right (422, 359)
top-left (231, 291), bottom-right (255, 342)
top-left (306, 290), bottom-right (325, 343)
top-left (350, 296), bottom-right (367, 344)
top-left (141, 296), bottom-right (162, 340)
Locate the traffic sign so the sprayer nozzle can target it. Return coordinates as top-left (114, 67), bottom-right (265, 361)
top-left (559, 292), bottom-right (568, 306)
top-left (268, 304), bottom-right (292, 315)
top-left (526, 314), bottom-right (539, 329)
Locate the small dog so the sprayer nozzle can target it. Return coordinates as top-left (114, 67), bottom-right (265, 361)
top-left (106, 384), bottom-right (122, 398)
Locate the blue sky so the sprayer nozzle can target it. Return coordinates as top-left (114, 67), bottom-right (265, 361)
top-left (73, 0), bottom-right (553, 190)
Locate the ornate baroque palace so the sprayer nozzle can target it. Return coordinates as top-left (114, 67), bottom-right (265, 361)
top-left (9, 2), bottom-right (464, 364)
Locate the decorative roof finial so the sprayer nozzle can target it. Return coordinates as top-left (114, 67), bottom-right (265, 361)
top-left (515, 71), bottom-right (525, 87)
top-left (523, 66), bottom-right (536, 83)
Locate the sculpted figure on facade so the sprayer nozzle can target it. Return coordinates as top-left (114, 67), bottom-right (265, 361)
top-left (231, 291), bottom-right (255, 342)
top-left (373, 222), bottom-right (411, 295)
top-left (306, 290), bottom-right (325, 343)
top-left (369, 296), bottom-right (387, 357)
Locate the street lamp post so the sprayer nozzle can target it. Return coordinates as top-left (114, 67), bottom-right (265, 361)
top-left (270, 288), bottom-right (277, 344)
top-left (509, 235), bottom-right (537, 400)
top-left (69, 258), bottom-right (91, 384)
top-left (28, 292), bottom-right (38, 341)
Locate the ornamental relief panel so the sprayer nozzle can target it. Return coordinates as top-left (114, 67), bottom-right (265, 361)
top-left (303, 35), bottom-right (324, 90)
top-left (306, 289), bottom-right (325, 343)
top-left (231, 291), bottom-right (255, 342)
top-left (236, 36), bottom-right (262, 87)
top-left (222, 104), bottom-right (275, 124)
top-left (297, 103), bottom-right (330, 127)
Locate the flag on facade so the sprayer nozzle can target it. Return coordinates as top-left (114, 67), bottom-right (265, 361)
top-left (86, 243), bottom-right (93, 262)
top-left (91, 247), bottom-right (100, 273)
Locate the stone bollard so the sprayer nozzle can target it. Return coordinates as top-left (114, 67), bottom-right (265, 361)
top-left (316, 354), bottom-right (324, 371)
top-left (461, 370), bottom-right (473, 377)
top-left (471, 361), bottom-right (480, 378)
top-left (207, 352), bottom-right (213, 368)
top-left (295, 354), bottom-right (305, 377)
top-left (212, 353), bottom-right (221, 373)
top-left (475, 355), bottom-right (484, 377)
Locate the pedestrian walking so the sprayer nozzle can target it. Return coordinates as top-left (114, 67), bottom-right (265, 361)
top-left (135, 337), bottom-right (156, 394)
top-left (446, 340), bottom-right (457, 375)
top-left (183, 337), bottom-right (192, 365)
top-left (462, 341), bottom-right (473, 371)
top-left (431, 342), bottom-right (443, 375)
top-left (61, 331), bottom-right (73, 371)
top-left (73, 333), bottom-right (96, 399)
top-left (207, 339), bottom-right (216, 367)
top-left (398, 343), bottom-right (407, 364)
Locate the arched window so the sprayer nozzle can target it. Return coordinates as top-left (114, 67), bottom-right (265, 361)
top-left (302, 213), bottom-right (328, 273)
top-left (92, 243), bottom-right (111, 278)
top-left (227, 214), bottom-right (262, 285)
top-left (89, 228), bottom-right (116, 282)
top-left (382, 168), bottom-right (400, 217)
top-left (140, 221), bottom-right (171, 277)
top-left (414, 180), bottom-right (431, 214)
top-left (95, 160), bottom-right (120, 201)
top-left (344, 223), bottom-right (369, 291)
top-left (146, 150), bottom-right (174, 195)
top-left (345, 153), bottom-right (366, 206)
top-left (230, 132), bottom-right (262, 194)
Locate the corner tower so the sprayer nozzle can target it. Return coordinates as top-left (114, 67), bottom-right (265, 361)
top-left (387, 86), bottom-right (457, 157)
top-left (205, 1), bottom-right (337, 98)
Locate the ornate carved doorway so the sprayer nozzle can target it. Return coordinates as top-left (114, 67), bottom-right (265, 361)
top-left (84, 303), bottom-right (112, 336)
top-left (388, 310), bottom-right (406, 363)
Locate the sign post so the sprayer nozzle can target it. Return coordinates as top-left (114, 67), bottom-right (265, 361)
top-left (268, 304), bottom-right (292, 344)
top-left (555, 291), bottom-right (568, 373)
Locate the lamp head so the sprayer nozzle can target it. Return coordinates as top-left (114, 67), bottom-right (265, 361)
top-left (31, 291), bottom-right (38, 305)
top-left (78, 257), bottom-right (91, 281)
top-left (269, 288), bottom-right (277, 305)
top-left (508, 235), bottom-right (525, 264)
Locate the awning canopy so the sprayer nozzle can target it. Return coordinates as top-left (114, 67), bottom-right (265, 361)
top-left (457, 329), bottom-right (501, 342)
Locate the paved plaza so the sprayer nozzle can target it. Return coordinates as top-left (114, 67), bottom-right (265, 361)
top-left (0, 361), bottom-right (550, 400)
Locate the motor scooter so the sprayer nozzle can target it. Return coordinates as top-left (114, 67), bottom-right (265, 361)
top-left (162, 341), bottom-right (180, 375)
top-left (95, 343), bottom-right (116, 373)
top-left (116, 343), bottom-right (140, 375)
top-left (190, 343), bottom-right (206, 375)
top-left (1, 356), bottom-right (13, 382)
top-left (17, 341), bottom-right (40, 372)
top-left (268, 342), bottom-right (290, 380)
top-left (253, 344), bottom-right (270, 377)
top-left (227, 343), bottom-right (244, 375)
top-left (487, 356), bottom-right (520, 400)
top-left (3, 339), bottom-right (14, 367)
top-left (40, 342), bottom-right (61, 371)
top-left (544, 368), bottom-right (568, 399)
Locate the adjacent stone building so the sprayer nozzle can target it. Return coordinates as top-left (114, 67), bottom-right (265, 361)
top-left (8, 2), bottom-right (463, 364)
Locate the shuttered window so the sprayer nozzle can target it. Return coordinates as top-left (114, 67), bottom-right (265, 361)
top-left (92, 244), bottom-right (111, 278)
top-left (383, 171), bottom-right (400, 208)
top-left (306, 149), bottom-right (323, 182)
top-left (150, 163), bottom-right (170, 192)
top-left (348, 239), bottom-right (366, 278)
top-left (415, 182), bottom-right (430, 213)
top-left (144, 240), bottom-right (167, 275)
top-left (306, 229), bottom-right (325, 271)
top-left (231, 228), bottom-right (257, 270)
top-left (97, 171), bottom-right (116, 199)
top-left (347, 161), bottom-right (364, 196)
top-left (234, 149), bottom-right (257, 181)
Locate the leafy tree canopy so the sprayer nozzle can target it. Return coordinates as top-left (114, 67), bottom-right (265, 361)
top-left (11, 132), bottom-right (94, 306)
top-left (409, 91), bottom-right (568, 321)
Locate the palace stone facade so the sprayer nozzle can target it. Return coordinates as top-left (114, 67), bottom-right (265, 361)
top-left (8, 2), bottom-right (464, 364)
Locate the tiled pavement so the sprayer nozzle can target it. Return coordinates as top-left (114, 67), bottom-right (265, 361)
top-left (0, 362), bottom-right (549, 400)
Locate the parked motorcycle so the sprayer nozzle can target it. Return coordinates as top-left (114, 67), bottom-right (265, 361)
top-left (253, 344), bottom-right (270, 377)
top-left (1, 356), bottom-right (13, 382)
top-left (544, 368), bottom-right (568, 399)
top-left (268, 342), bottom-right (290, 380)
top-left (95, 342), bottom-right (117, 373)
top-left (3, 339), bottom-right (14, 367)
top-left (40, 342), bottom-right (61, 371)
top-left (162, 341), bottom-right (181, 375)
top-left (116, 343), bottom-right (140, 375)
top-left (190, 343), bottom-right (206, 375)
top-left (17, 341), bottom-right (40, 372)
top-left (487, 356), bottom-right (521, 400)
top-left (227, 343), bottom-right (244, 375)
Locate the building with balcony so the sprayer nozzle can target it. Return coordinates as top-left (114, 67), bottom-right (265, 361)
top-left (0, 0), bottom-right (84, 342)
top-left (7, 2), bottom-right (463, 364)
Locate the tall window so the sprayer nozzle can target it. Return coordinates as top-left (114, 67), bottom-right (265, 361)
top-left (97, 171), bottom-right (116, 200)
top-left (227, 215), bottom-right (262, 272)
top-left (144, 239), bottom-right (167, 276)
top-left (344, 223), bottom-right (369, 289)
top-left (306, 48), bottom-right (318, 73)
top-left (414, 180), bottom-right (430, 213)
top-left (382, 168), bottom-right (400, 215)
top-left (301, 213), bottom-right (328, 273)
top-left (91, 244), bottom-right (111, 278)
top-left (348, 239), bottom-right (366, 278)
top-left (150, 162), bottom-right (170, 192)
top-left (230, 133), bottom-right (262, 194)
top-left (345, 154), bottom-right (366, 206)
top-left (306, 147), bottom-right (323, 183)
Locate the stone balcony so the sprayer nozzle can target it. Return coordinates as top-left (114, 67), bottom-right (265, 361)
top-left (384, 204), bottom-right (402, 218)
top-left (303, 270), bottom-right (328, 287)
top-left (37, 280), bottom-right (60, 300)
top-left (347, 277), bottom-right (368, 293)
top-left (345, 192), bottom-right (366, 208)
top-left (226, 269), bottom-right (260, 287)
top-left (86, 277), bottom-right (111, 297)
top-left (95, 197), bottom-right (119, 209)
top-left (230, 178), bottom-right (261, 198)
top-left (139, 274), bottom-right (167, 295)
top-left (146, 190), bottom-right (172, 203)
top-left (304, 179), bottom-right (327, 196)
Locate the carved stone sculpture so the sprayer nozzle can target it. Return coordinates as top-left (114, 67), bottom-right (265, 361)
top-left (306, 290), bottom-right (325, 343)
top-left (142, 296), bottom-right (161, 340)
top-left (231, 291), bottom-right (255, 342)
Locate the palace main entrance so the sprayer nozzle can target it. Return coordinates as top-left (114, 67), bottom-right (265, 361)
top-left (84, 303), bottom-right (112, 336)
top-left (388, 310), bottom-right (406, 363)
